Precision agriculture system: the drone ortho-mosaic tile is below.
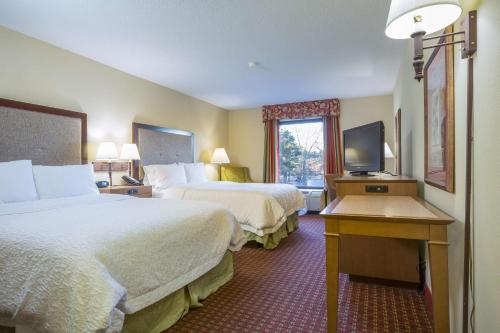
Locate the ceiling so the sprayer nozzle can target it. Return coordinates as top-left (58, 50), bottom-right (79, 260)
top-left (0, 0), bottom-right (405, 110)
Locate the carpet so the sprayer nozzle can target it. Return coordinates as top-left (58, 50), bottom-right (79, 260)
top-left (166, 215), bottom-right (433, 333)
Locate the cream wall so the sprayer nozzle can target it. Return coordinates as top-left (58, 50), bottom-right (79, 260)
top-left (0, 26), bottom-right (227, 180)
top-left (227, 108), bottom-right (265, 182)
top-left (341, 95), bottom-right (395, 173)
top-left (228, 95), bottom-right (395, 182)
top-left (392, 0), bottom-right (500, 331)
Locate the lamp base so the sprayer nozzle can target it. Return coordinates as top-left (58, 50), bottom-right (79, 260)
top-left (108, 161), bottom-right (113, 186)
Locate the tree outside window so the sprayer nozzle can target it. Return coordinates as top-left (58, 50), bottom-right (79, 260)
top-left (278, 118), bottom-right (324, 188)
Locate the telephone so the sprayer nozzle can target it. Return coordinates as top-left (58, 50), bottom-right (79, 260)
top-left (122, 175), bottom-right (143, 186)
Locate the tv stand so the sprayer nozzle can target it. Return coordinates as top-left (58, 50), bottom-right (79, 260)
top-left (349, 171), bottom-right (375, 177)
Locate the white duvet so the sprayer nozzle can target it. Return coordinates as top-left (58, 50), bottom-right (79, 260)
top-left (0, 194), bottom-right (245, 333)
top-left (154, 181), bottom-right (305, 236)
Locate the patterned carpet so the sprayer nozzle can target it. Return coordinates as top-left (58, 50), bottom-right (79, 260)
top-left (166, 215), bottom-right (433, 333)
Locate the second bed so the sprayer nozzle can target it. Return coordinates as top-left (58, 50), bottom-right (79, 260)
top-left (133, 122), bottom-right (305, 249)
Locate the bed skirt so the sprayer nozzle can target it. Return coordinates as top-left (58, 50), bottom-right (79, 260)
top-left (244, 213), bottom-right (299, 250)
top-left (122, 251), bottom-right (233, 333)
top-left (0, 252), bottom-right (233, 333)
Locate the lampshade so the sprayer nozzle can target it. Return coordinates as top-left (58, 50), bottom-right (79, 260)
top-left (120, 144), bottom-right (141, 160)
top-left (211, 148), bottom-right (230, 164)
top-left (385, 0), bottom-right (462, 39)
top-left (384, 142), bottom-right (395, 159)
top-left (96, 142), bottom-right (119, 160)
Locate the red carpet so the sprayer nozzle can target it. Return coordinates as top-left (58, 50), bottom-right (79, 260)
top-left (167, 215), bottom-right (433, 333)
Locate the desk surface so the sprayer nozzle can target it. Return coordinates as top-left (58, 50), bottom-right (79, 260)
top-left (322, 195), bottom-right (454, 224)
top-left (325, 174), bottom-right (417, 183)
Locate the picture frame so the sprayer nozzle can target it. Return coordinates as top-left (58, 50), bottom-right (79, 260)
top-left (424, 26), bottom-right (455, 192)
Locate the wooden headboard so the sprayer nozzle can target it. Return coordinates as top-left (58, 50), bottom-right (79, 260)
top-left (0, 98), bottom-right (87, 165)
top-left (132, 122), bottom-right (194, 179)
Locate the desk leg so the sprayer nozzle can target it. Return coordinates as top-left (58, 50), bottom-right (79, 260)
top-left (428, 225), bottom-right (450, 333)
top-left (325, 220), bottom-right (340, 333)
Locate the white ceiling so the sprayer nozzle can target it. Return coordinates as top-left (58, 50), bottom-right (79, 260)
top-left (0, 0), bottom-right (405, 110)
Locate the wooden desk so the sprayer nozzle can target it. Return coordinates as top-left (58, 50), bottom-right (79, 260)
top-left (325, 174), bottom-right (420, 283)
top-left (321, 195), bottom-right (454, 333)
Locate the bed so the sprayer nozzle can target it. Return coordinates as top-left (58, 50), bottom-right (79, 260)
top-left (0, 99), bottom-right (246, 333)
top-left (132, 122), bottom-right (305, 250)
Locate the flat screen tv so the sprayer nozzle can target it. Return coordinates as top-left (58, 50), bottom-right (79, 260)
top-left (343, 121), bottom-right (385, 176)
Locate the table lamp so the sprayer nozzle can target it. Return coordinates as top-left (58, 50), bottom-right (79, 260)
top-left (120, 144), bottom-right (141, 177)
top-left (96, 142), bottom-right (119, 186)
top-left (384, 142), bottom-right (395, 159)
top-left (211, 148), bottom-right (230, 181)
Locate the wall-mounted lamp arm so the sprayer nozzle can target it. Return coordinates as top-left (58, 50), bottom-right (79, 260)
top-left (422, 39), bottom-right (465, 50)
top-left (411, 11), bottom-right (477, 81)
top-left (422, 30), bottom-right (464, 41)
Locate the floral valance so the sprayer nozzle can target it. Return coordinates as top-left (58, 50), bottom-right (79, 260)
top-left (262, 98), bottom-right (340, 122)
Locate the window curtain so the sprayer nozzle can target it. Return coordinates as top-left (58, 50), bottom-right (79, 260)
top-left (263, 119), bottom-right (278, 183)
top-left (323, 114), bottom-right (343, 178)
top-left (262, 98), bottom-right (341, 183)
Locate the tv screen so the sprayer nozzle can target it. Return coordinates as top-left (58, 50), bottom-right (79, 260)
top-left (343, 121), bottom-right (385, 174)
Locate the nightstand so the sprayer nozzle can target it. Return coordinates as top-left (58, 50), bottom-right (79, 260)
top-left (99, 185), bottom-right (152, 198)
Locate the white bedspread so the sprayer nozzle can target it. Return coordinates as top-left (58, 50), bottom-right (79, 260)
top-left (154, 182), bottom-right (305, 236)
top-left (0, 194), bottom-right (245, 333)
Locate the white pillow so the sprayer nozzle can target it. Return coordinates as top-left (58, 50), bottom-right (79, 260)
top-left (184, 163), bottom-right (208, 184)
top-left (0, 160), bottom-right (38, 203)
top-left (33, 164), bottom-right (99, 199)
top-left (143, 164), bottom-right (187, 189)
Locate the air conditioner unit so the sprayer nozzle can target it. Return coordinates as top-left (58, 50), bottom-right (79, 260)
top-left (300, 190), bottom-right (325, 212)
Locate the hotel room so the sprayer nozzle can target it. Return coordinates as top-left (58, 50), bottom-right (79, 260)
top-left (0, 0), bottom-right (498, 332)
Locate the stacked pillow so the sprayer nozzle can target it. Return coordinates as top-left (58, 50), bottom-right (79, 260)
top-left (144, 162), bottom-right (208, 189)
top-left (0, 160), bottom-right (99, 203)
top-left (0, 160), bottom-right (38, 203)
top-left (32, 164), bottom-right (99, 199)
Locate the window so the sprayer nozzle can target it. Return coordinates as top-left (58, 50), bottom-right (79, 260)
top-left (278, 118), bottom-right (324, 188)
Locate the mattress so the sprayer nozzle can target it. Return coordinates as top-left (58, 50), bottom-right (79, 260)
top-left (154, 181), bottom-right (305, 236)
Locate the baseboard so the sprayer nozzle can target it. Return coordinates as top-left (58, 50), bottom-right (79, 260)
top-left (424, 284), bottom-right (433, 315)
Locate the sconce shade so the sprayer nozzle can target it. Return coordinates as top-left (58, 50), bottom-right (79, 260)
top-left (384, 142), bottom-right (395, 159)
top-left (385, 0), bottom-right (462, 39)
top-left (211, 148), bottom-right (230, 164)
top-left (96, 142), bottom-right (119, 161)
top-left (120, 144), bottom-right (141, 160)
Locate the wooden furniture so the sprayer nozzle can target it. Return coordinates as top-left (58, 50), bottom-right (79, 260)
top-left (321, 195), bottom-right (454, 333)
top-left (0, 98), bottom-right (87, 164)
top-left (132, 122), bottom-right (194, 179)
top-left (99, 185), bottom-right (152, 198)
top-left (325, 174), bottom-right (420, 283)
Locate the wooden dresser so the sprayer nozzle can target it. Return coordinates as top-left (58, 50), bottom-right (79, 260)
top-left (325, 174), bottom-right (420, 283)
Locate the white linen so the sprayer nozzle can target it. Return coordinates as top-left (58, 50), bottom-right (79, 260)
top-left (32, 164), bottom-right (99, 199)
top-left (154, 181), bottom-right (305, 236)
top-left (0, 160), bottom-right (38, 203)
top-left (0, 194), bottom-right (245, 332)
top-left (143, 163), bottom-right (187, 189)
top-left (184, 162), bottom-right (208, 184)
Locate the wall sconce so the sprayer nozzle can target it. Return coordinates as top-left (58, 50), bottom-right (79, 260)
top-left (385, 0), bottom-right (476, 81)
top-left (385, 2), bottom-right (478, 332)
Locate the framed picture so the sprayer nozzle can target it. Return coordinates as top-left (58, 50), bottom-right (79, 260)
top-left (424, 26), bottom-right (455, 192)
top-left (395, 108), bottom-right (402, 175)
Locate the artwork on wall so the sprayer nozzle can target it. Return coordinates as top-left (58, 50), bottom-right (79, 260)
top-left (424, 26), bottom-right (455, 192)
top-left (395, 108), bottom-right (402, 175)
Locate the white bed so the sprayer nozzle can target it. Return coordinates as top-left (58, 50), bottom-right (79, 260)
top-left (0, 194), bottom-right (245, 332)
top-left (153, 180), bottom-right (305, 237)
top-left (132, 122), bottom-right (305, 248)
